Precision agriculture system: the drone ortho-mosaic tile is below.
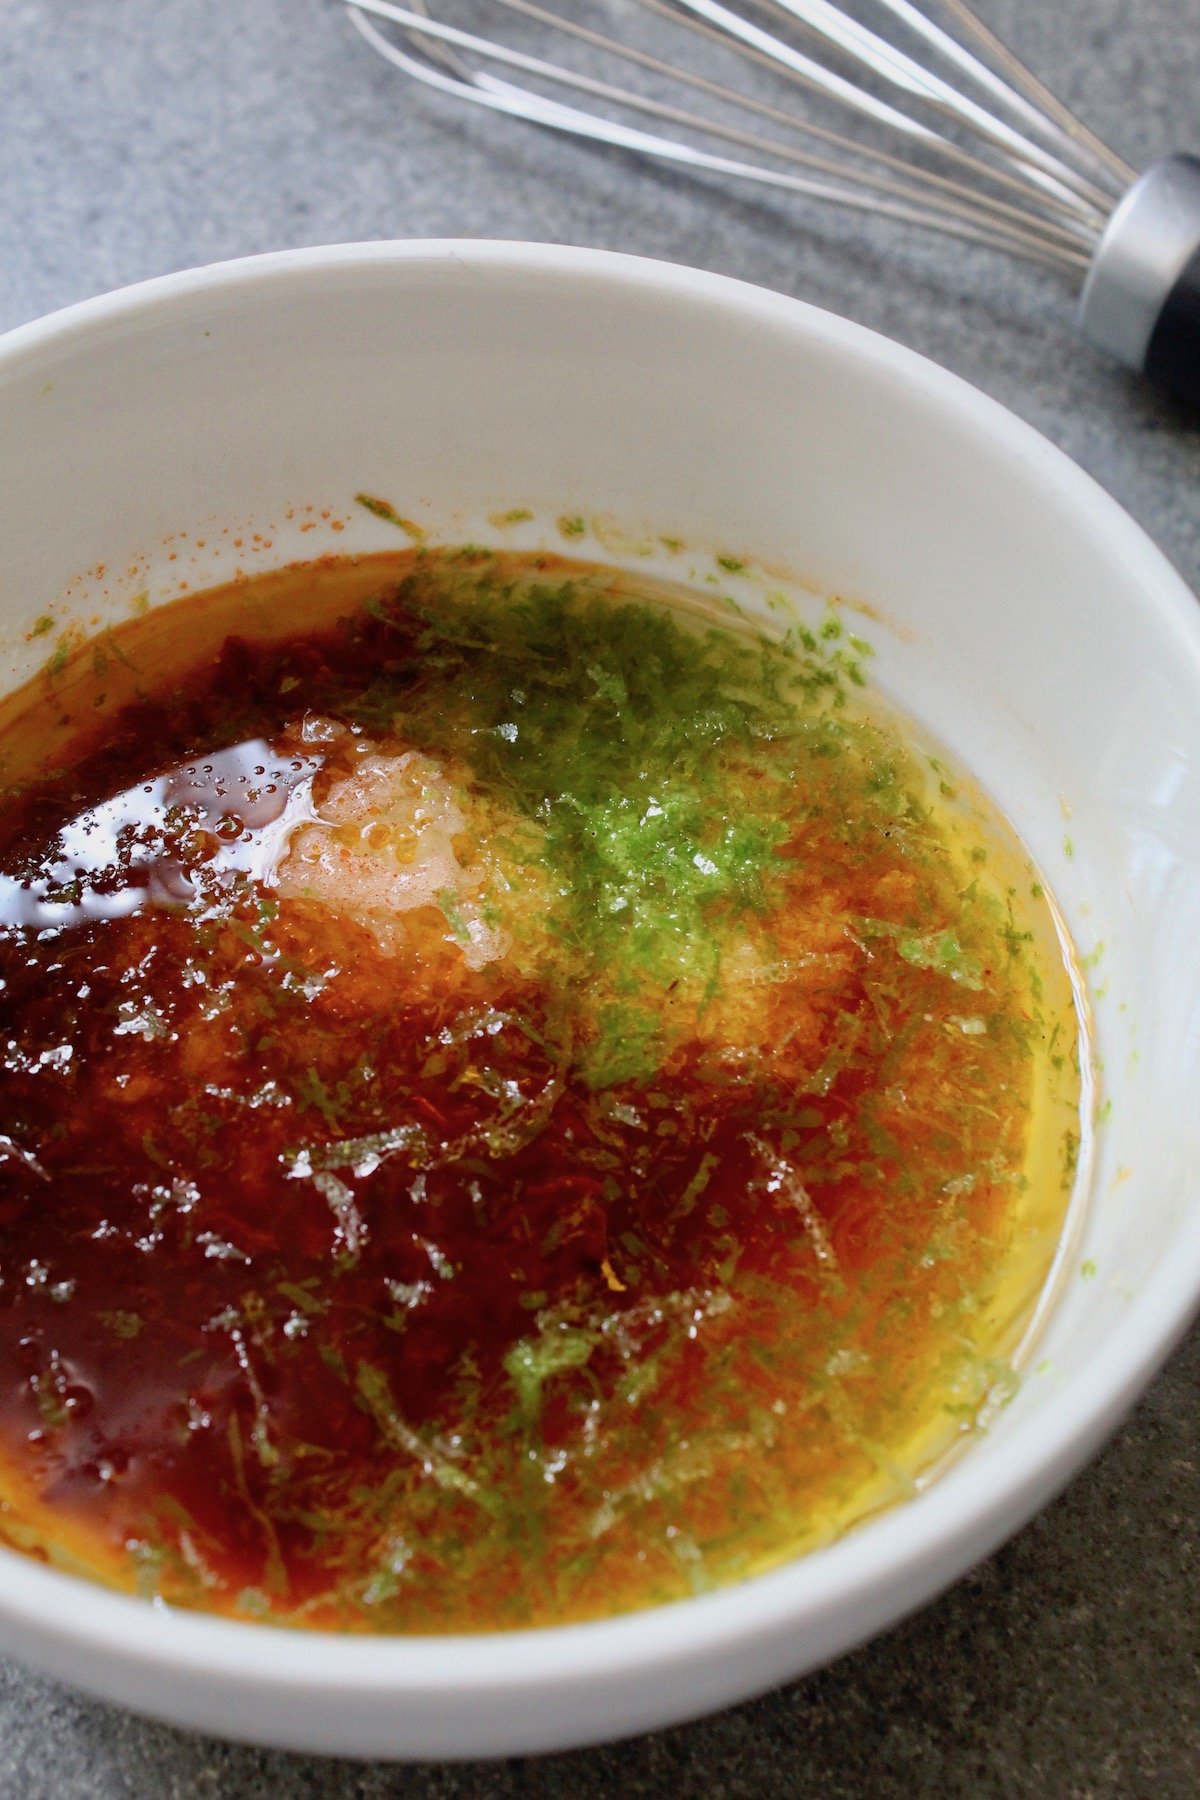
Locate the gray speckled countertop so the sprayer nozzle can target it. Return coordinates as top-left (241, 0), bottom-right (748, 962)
top-left (1, 2), bottom-right (1198, 1793)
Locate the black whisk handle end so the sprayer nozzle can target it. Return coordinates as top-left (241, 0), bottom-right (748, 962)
top-left (1078, 154), bottom-right (1200, 408)
top-left (1144, 240), bottom-right (1200, 407)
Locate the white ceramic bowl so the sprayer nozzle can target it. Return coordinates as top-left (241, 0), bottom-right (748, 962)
top-left (0, 242), bottom-right (1198, 1759)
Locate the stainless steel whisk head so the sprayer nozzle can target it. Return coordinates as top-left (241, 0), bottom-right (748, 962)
top-left (345, 0), bottom-right (1200, 402)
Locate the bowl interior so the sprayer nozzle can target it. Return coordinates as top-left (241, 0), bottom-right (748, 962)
top-left (0, 242), bottom-right (1197, 1757)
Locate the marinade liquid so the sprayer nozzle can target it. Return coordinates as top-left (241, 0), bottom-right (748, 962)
top-left (0, 549), bottom-right (1083, 1630)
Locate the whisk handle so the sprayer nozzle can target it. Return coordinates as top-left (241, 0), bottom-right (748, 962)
top-left (1144, 241), bottom-right (1200, 405)
top-left (1078, 154), bottom-right (1200, 407)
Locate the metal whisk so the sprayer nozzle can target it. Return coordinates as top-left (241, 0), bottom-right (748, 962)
top-left (343, 0), bottom-right (1200, 403)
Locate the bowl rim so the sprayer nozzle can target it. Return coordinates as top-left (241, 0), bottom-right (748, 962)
top-left (0, 236), bottom-right (1198, 1717)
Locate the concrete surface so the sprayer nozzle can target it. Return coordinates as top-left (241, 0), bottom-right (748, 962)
top-left (0, 0), bottom-right (1197, 1793)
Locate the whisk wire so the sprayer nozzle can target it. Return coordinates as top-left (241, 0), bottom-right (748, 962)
top-left (454, 0), bottom-right (1099, 244)
top-left (909, 0), bottom-right (1135, 188)
top-left (346, 0), bottom-right (1127, 272)
top-left (663, 0), bottom-right (1112, 214)
top-left (349, 4), bottom-right (1085, 268)
top-left (772, 0), bottom-right (1128, 192)
top-left (622, 0), bottom-right (1107, 222)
